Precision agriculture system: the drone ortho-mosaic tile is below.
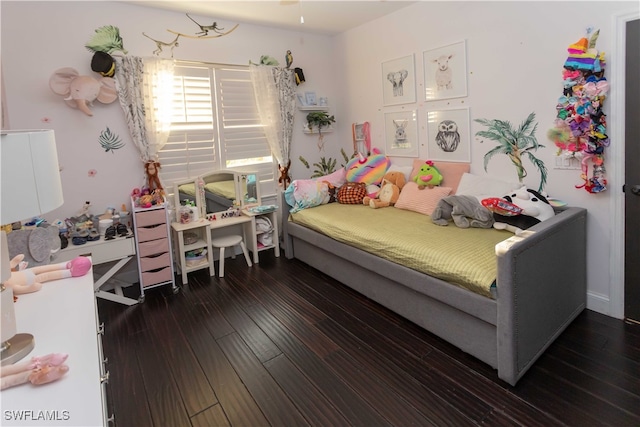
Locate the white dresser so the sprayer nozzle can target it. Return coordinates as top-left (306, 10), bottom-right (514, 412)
top-left (0, 267), bottom-right (108, 426)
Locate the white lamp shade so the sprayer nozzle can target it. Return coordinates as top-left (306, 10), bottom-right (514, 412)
top-left (1, 130), bottom-right (64, 224)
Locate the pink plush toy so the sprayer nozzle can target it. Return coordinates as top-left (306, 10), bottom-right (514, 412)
top-left (1, 353), bottom-right (69, 390)
top-left (4, 256), bottom-right (92, 295)
top-left (49, 67), bottom-right (117, 116)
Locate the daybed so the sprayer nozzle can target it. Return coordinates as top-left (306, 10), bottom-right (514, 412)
top-left (281, 172), bottom-right (587, 386)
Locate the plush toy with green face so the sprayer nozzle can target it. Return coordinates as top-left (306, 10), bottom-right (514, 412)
top-left (413, 160), bottom-right (443, 188)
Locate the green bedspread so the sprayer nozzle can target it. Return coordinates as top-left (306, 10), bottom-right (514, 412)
top-left (179, 181), bottom-right (236, 199)
top-left (290, 203), bottom-right (511, 298)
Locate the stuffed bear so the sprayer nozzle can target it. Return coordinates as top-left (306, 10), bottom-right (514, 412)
top-left (489, 187), bottom-right (555, 235)
top-left (363, 171), bottom-right (406, 208)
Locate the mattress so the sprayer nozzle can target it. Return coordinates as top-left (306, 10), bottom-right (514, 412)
top-left (289, 203), bottom-right (511, 298)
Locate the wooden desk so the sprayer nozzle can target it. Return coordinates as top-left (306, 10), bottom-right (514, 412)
top-left (0, 269), bottom-right (108, 426)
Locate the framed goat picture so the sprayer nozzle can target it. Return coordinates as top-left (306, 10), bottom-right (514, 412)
top-left (425, 107), bottom-right (471, 162)
top-left (423, 40), bottom-right (468, 101)
top-left (382, 54), bottom-right (417, 106)
top-left (384, 110), bottom-right (419, 157)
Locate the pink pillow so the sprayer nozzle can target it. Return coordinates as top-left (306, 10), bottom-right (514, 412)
top-left (394, 182), bottom-right (452, 215)
top-left (410, 160), bottom-right (470, 194)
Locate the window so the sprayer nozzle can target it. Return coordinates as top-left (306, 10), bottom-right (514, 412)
top-left (158, 62), bottom-right (275, 196)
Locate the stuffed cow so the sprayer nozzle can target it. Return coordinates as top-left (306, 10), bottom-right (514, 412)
top-left (489, 187), bottom-right (555, 236)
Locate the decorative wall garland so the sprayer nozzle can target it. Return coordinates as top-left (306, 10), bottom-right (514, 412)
top-left (548, 28), bottom-right (609, 193)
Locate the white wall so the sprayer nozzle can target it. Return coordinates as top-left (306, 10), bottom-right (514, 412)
top-left (332, 0), bottom-right (638, 317)
top-left (0, 0), bottom-right (338, 216)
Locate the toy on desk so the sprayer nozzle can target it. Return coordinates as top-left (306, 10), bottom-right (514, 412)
top-left (4, 255), bottom-right (92, 295)
top-left (1, 353), bottom-right (69, 390)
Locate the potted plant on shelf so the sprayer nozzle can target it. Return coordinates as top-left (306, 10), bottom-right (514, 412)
top-left (305, 111), bottom-right (336, 150)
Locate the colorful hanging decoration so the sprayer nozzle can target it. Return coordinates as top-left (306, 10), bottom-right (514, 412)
top-left (547, 28), bottom-right (609, 193)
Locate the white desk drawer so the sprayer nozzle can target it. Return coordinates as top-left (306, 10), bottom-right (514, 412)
top-left (56, 236), bottom-right (135, 264)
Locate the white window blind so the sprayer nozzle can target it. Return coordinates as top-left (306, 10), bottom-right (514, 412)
top-left (157, 62), bottom-right (275, 195)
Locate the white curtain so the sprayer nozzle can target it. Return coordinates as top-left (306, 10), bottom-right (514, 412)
top-left (114, 56), bottom-right (174, 187)
top-left (249, 65), bottom-right (296, 188)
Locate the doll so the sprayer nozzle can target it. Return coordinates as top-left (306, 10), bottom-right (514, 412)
top-left (1, 353), bottom-right (69, 390)
top-left (4, 256), bottom-right (92, 295)
top-left (144, 161), bottom-right (164, 194)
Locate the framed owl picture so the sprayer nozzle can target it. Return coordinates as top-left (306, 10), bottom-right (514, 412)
top-left (425, 107), bottom-right (470, 162)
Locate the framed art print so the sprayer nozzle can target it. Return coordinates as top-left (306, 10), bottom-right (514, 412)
top-left (382, 54), bottom-right (417, 106)
top-left (423, 40), bottom-right (468, 101)
top-left (304, 91), bottom-right (317, 106)
top-left (384, 110), bottom-right (419, 157)
top-left (426, 108), bottom-right (470, 162)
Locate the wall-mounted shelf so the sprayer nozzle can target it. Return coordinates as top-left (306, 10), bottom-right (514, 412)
top-left (298, 105), bottom-right (329, 112)
top-left (303, 126), bottom-right (334, 134)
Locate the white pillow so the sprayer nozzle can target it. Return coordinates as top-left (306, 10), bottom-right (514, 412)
top-left (387, 164), bottom-right (413, 183)
top-left (456, 173), bottom-right (523, 201)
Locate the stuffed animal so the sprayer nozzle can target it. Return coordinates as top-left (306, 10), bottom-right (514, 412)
top-left (345, 148), bottom-right (391, 186)
top-left (144, 161), bottom-right (164, 194)
top-left (487, 187), bottom-right (555, 235)
top-left (49, 67), bottom-right (117, 116)
top-left (4, 255), bottom-right (92, 295)
top-left (413, 160), bottom-right (443, 189)
top-left (362, 171), bottom-right (406, 208)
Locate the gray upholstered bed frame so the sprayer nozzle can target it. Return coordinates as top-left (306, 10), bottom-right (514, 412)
top-left (281, 194), bottom-right (587, 386)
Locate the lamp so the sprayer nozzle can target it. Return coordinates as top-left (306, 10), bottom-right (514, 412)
top-left (0, 129), bottom-right (64, 365)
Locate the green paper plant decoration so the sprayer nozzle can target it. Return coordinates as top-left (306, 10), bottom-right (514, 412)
top-left (306, 111), bottom-right (336, 135)
top-left (475, 112), bottom-right (548, 192)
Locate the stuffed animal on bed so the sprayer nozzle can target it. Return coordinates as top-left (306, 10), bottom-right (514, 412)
top-left (484, 187), bottom-right (555, 236)
top-left (362, 171), bottom-right (406, 208)
top-left (345, 148), bottom-right (390, 186)
top-left (413, 160), bottom-right (443, 189)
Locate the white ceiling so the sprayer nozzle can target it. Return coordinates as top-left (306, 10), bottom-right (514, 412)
top-left (119, 1), bottom-right (417, 36)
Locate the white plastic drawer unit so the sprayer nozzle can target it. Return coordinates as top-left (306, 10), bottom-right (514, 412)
top-left (138, 237), bottom-right (170, 257)
top-left (139, 251), bottom-right (171, 272)
top-left (134, 208), bottom-right (166, 227)
top-left (141, 266), bottom-right (173, 287)
top-left (136, 223), bottom-right (167, 243)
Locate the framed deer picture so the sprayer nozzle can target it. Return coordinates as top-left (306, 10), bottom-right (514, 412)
top-left (384, 110), bottom-right (419, 157)
top-left (382, 54), bottom-right (417, 106)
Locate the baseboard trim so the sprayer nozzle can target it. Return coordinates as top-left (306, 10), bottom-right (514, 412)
top-left (587, 291), bottom-right (613, 317)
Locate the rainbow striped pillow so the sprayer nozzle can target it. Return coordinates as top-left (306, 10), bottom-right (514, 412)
top-left (345, 150), bottom-right (390, 186)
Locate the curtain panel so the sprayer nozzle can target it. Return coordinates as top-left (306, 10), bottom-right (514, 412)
top-left (114, 56), bottom-right (174, 188)
top-left (114, 56), bottom-right (174, 163)
top-left (249, 65), bottom-right (296, 188)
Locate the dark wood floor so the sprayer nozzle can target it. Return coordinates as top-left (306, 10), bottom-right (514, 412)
top-left (97, 251), bottom-right (640, 427)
